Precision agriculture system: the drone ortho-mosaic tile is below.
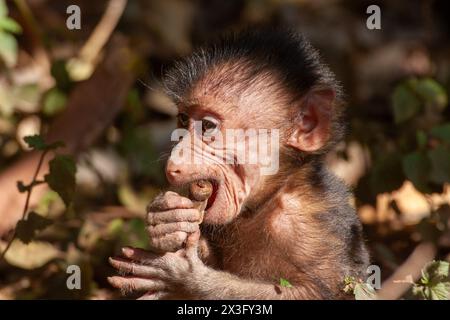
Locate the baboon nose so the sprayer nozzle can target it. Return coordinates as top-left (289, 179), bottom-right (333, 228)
top-left (166, 161), bottom-right (182, 183)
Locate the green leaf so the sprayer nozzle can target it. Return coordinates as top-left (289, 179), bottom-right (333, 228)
top-left (413, 283), bottom-right (450, 300)
top-left (0, 31), bottom-right (18, 67)
top-left (402, 152), bottom-right (431, 193)
top-left (354, 283), bottom-right (377, 300)
top-left (392, 82), bottom-right (421, 124)
top-left (413, 261), bottom-right (450, 300)
top-left (16, 181), bottom-right (28, 193)
top-left (428, 282), bottom-right (450, 300)
top-left (412, 283), bottom-right (427, 299)
top-left (44, 155), bottom-right (76, 206)
top-left (279, 278), bottom-right (293, 288)
top-left (428, 146), bottom-right (450, 184)
top-left (0, 17), bottom-right (22, 33)
top-left (24, 134), bottom-right (47, 150)
top-left (50, 60), bottom-right (72, 91)
top-left (430, 123), bottom-right (450, 144)
top-left (15, 212), bottom-right (52, 244)
top-left (342, 276), bottom-right (356, 294)
top-left (421, 260), bottom-right (450, 284)
top-left (43, 88), bottom-right (67, 116)
top-left (416, 78), bottom-right (448, 111)
top-left (23, 134), bottom-right (65, 151)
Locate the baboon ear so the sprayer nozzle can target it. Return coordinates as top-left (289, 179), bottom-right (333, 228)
top-left (287, 89), bottom-right (335, 152)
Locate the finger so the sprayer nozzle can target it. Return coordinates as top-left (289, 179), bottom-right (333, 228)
top-left (147, 192), bottom-right (193, 211)
top-left (185, 230), bottom-right (201, 258)
top-left (147, 208), bottom-right (201, 225)
top-left (149, 231), bottom-right (188, 253)
top-left (109, 257), bottom-right (166, 278)
top-left (138, 291), bottom-right (170, 300)
top-left (121, 247), bottom-right (168, 268)
top-left (148, 221), bottom-right (199, 236)
top-left (121, 247), bottom-right (160, 263)
top-left (108, 276), bottom-right (167, 293)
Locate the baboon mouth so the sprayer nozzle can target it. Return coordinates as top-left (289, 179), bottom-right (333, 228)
top-left (206, 181), bottom-right (219, 210)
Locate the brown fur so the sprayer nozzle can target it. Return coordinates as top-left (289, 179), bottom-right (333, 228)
top-left (201, 158), bottom-right (369, 299)
top-left (108, 29), bottom-right (369, 300)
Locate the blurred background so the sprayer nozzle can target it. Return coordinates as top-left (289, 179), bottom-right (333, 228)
top-left (0, 0), bottom-right (449, 299)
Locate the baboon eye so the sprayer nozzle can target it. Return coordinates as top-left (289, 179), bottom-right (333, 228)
top-left (202, 116), bottom-right (219, 136)
top-left (177, 112), bottom-right (190, 128)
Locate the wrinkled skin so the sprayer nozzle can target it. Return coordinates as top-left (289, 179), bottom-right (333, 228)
top-left (144, 191), bottom-right (200, 253)
top-left (109, 232), bottom-right (207, 299)
top-left (108, 61), bottom-right (369, 300)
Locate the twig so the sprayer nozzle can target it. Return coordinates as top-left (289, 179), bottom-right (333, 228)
top-left (13, 0), bottom-right (52, 86)
top-left (79, 0), bottom-right (128, 63)
top-left (0, 150), bottom-right (49, 260)
top-left (67, 0), bottom-right (128, 80)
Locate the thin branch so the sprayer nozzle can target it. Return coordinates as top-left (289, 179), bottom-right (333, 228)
top-left (13, 0), bottom-right (52, 85)
top-left (22, 150), bottom-right (48, 221)
top-left (79, 0), bottom-right (128, 63)
top-left (0, 150), bottom-right (49, 261)
top-left (67, 0), bottom-right (128, 80)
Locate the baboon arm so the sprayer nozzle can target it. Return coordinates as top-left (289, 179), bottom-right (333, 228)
top-left (188, 267), bottom-right (326, 300)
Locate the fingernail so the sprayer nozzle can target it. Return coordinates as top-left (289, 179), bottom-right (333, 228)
top-left (122, 247), bottom-right (133, 256)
